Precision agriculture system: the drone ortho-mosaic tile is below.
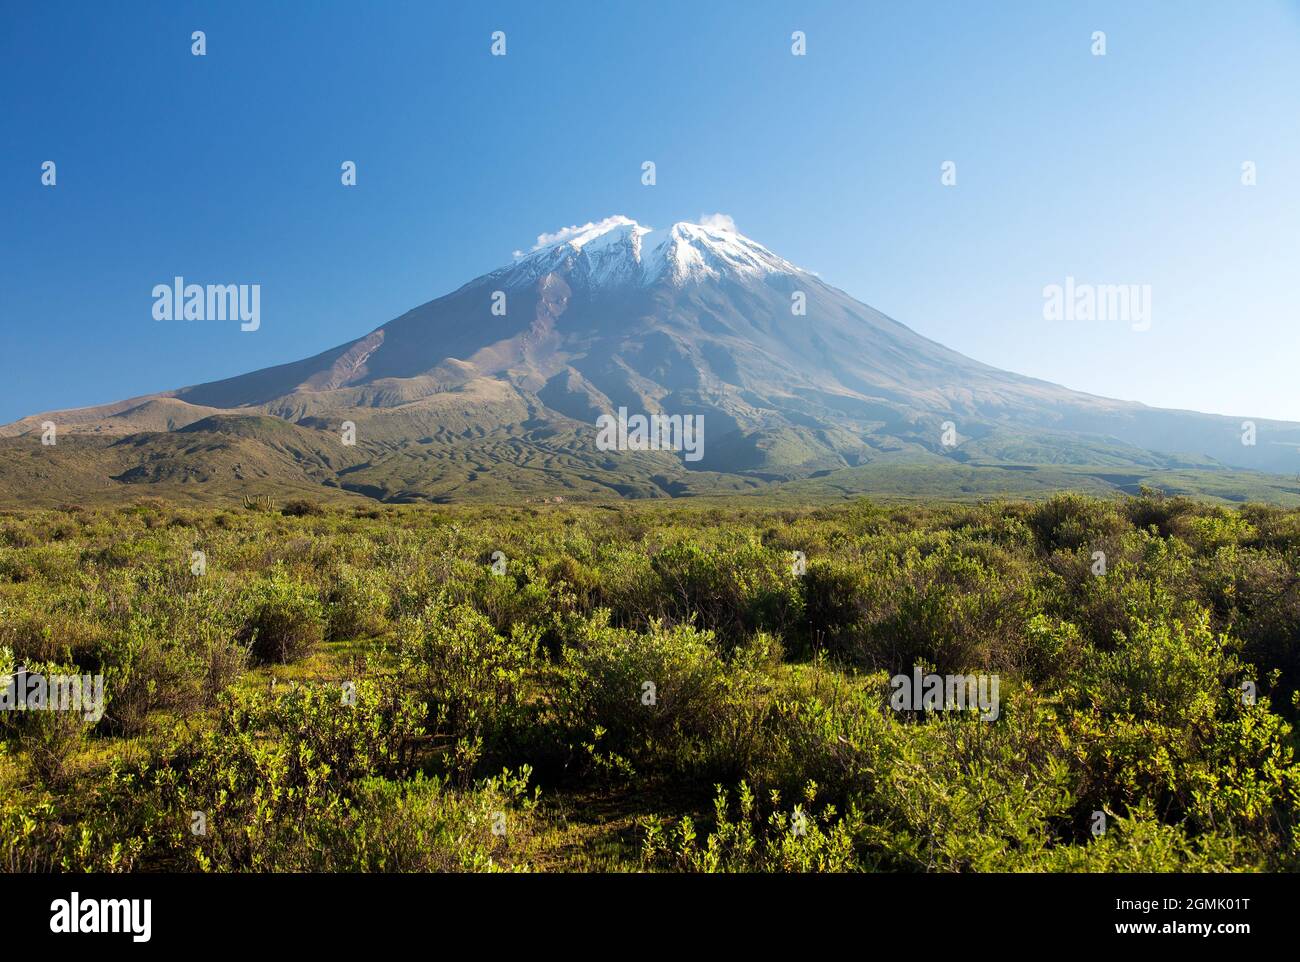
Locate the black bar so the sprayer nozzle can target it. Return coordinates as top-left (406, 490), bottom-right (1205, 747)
top-left (2, 872), bottom-right (1279, 947)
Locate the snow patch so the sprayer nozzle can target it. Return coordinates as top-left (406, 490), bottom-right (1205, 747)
top-left (506, 215), bottom-right (805, 288)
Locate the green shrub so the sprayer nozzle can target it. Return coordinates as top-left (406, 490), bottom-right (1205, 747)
top-left (63, 680), bottom-right (425, 871)
top-left (1064, 608), bottom-right (1299, 860)
top-left (644, 781), bottom-right (868, 872)
top-left (398, 598), bottom-right (536, 774)
top-left (1028, 493), bottom-right (1126, 553)
top-left (241, 570), bottom-right (326, 664)
top-left (326, 565), bottom-right (390, 640)
top-left (0, 654), bottom-right (93, 789)
top-left (547, 613), bottom-right (749, 776)
top-left (100, 617), bottom-right (204, 734)
top-left (649, 539), bottom-right (802, 644)
top-left (281, 499), bottom-right (324, 518)
top-left (303, 769), bottom-right (539, 872)
top-left (803, 542), bottom-right (1036, 674)
top-left (1124, 488), bottom-right (1197, 539)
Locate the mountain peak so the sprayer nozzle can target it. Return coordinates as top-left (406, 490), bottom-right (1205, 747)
top-left (649, 220), bottom-right (802, 285)
top-left (506, 215), bottom-right (803, 289)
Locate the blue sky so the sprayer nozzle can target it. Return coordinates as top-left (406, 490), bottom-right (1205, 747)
top-left (3, 0), bottom-right (1299, 423)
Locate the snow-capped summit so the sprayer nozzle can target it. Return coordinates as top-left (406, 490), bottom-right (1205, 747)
top-left (643, 221), bottom-right (803, 285)
top-left (505, 216), bottom-right (804, 289)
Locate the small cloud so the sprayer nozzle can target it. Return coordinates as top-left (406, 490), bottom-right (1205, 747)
top-left (530, 215), bottom-right (639, 252)
top-left (698, 212), bottom-right (737, 233)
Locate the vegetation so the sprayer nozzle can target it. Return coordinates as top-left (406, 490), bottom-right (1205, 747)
top-left (1, 491), bottom-right (1298, 872)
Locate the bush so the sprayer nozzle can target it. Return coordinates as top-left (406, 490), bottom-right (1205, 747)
top-left (242, 571), bottom-right (325, 664)
top-left (0, 653), bottom-right (93, 789)
top-left (326, 565), bottom-right (390, 640)
top-left (547, 613), bottom-right (748, 776)
top-left (281, 499), bottom-right (325, 518)
top-left (803, 542), bottom-right (1036, 675)
top-left (649, 539), bottom-right (802, 644)
top-left (1124, 488), bottom-right (1197, 539)
top-left (1027, 493), bottom-right (1126, 553)
top-left (644, 781), bottom-right (868, 872)
top-left (398, 598), bottom-right (536, 774)
top-left (1064, 608), bottom-right (1299, 860)
top-left (303, 769), bottom-right (539, 871)
top-left (101, 617), bottom-right (204, 734)
top-left (63, 680), bottom-right (426, 871)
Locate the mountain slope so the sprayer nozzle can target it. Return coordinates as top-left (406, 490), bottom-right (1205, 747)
top-left (3, 215), bottom-right (1298, 505)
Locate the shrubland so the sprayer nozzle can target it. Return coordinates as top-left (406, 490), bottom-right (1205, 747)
top-left (0, 490), bottom-right (1297, 872)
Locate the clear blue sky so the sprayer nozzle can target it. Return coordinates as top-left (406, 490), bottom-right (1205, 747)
top-left (3, 1), bottom-right (1299, 424)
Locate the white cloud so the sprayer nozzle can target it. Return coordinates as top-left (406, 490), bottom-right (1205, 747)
top-left (530, 215), bottom-right (639, 252)
top-left (697, 212), bottom-right (737, 233)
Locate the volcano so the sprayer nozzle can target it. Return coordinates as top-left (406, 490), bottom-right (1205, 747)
top-left (3, 215), bottom-right (1298, 505)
